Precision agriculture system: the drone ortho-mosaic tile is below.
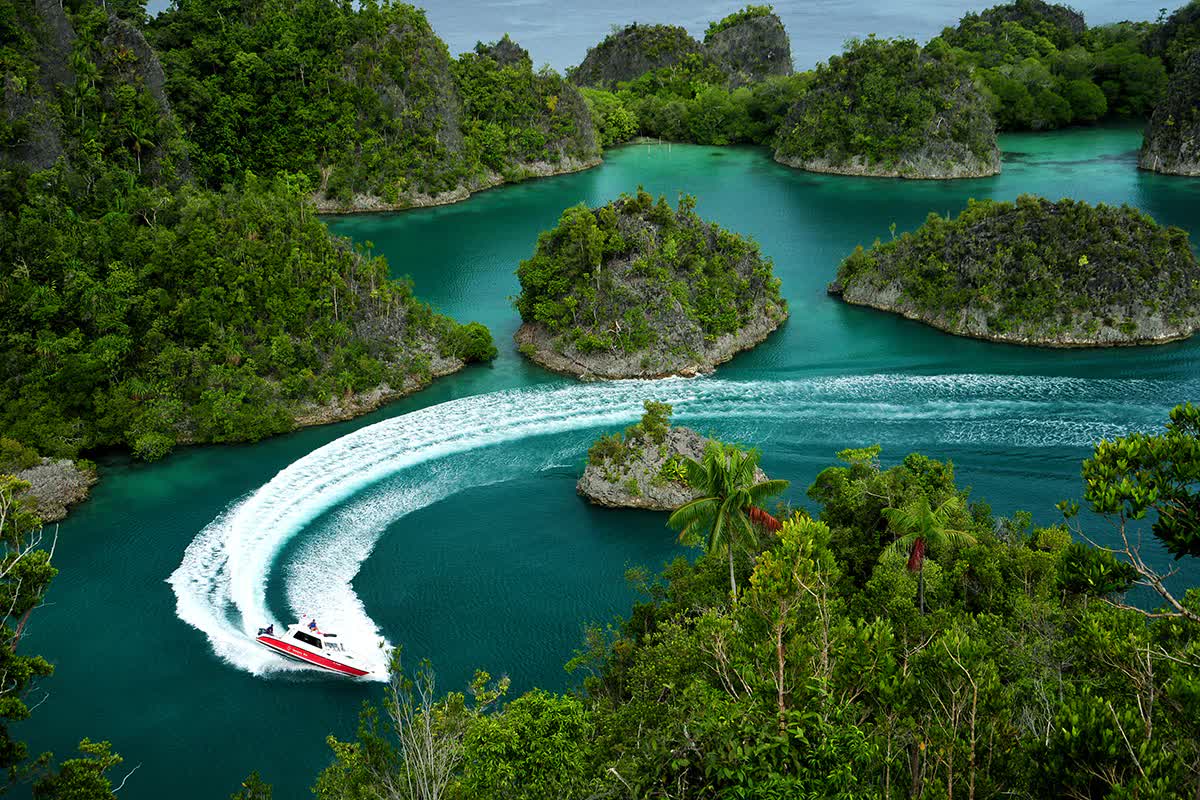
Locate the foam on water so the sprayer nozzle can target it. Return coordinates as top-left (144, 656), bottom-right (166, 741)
top-left (168, 373), bottom-right (1188, 680)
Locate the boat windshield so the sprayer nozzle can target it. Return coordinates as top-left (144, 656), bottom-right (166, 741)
top-left (293, 631), bottom-right (322, 649)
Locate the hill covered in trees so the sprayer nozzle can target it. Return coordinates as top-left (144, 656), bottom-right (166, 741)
top-left (147, 0), bottom-right (599, 212)
top-left (830, 195), bottom-right (1200, 345)
top-left (933, 0), bottom-right (1167, 130)
top-left (514, 190), bottom-right (787, 379)
top-left (774, 37), bottom-right (1001, 179)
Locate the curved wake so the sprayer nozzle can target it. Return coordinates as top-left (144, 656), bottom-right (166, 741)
top-left (168, 373), bottom-right (1187, 679)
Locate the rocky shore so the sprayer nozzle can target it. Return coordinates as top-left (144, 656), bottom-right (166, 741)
top-left (290, 354), bottom-right (465, 427)
top-left (313, 155), bottom-right (602, 214)
top-left (829, 282), bottom-right (1200, 347)
top-left (578, 426), bottom-right (767, 511)
top-left (16, 458), bottom-right (98, 523)
top-left (514, 306), bottom-right (784, 380)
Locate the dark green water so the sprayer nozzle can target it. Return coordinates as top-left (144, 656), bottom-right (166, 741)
top-left (20, 125), bottom-right (1200, 799)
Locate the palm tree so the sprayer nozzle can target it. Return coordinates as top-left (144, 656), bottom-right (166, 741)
top-left (881, 496), bottom-right (976, 613)
top-left (667, 441), bottom-right (790, 599)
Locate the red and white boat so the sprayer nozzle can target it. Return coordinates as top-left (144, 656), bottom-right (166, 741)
top-left (255, 620), bottom-right (370, 677)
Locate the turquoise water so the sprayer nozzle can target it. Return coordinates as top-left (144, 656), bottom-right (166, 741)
top-left (19, 125), bottom-right (1200, 799)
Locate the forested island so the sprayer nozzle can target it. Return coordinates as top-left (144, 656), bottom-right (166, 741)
top-left (773, 36), bottom-right (1001, 179)
top-left (577, 401), bottom-right (771, 510)
top-left (830, 195), bottom-right (1200, 346)
top-left (514, 190), bottom-right (787, 379)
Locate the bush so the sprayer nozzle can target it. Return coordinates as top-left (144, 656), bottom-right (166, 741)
top-left (453, 322), bottom-right (499, 363)
top-left (0, 438), bottom-right (40, 473)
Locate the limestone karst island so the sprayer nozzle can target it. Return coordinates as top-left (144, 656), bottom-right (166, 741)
top-left (3, 0), bottom-right (1200, 798)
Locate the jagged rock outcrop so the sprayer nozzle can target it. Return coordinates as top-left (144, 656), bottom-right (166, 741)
top-left (16, 458), bottom-right (97, 523)
top-left (571, 11), bottom-right (795, 89)
top-left (704, 10), bottom-right (793, 86)
top-left (579, 426), bottom-right (768, 511)
top-left (831, 196), bottom-right (1200, 346)
top-left (1140, 48), bottom-right (1200, 176)
top-left (570, 24), bottom-right (706, 88)
top-left (774, 38), bottom-right (1000, 179)
top-left (514, 190), bottom-right (787, 380)
top-left (475, 33), bottom-right (530, 68)
top-left (2, 0), bottom-right (181, 176)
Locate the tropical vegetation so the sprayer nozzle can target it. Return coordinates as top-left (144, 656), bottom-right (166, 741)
top-left (773, 36), bottom-right (999, 177)
top-left (833, 194), bottom-right (1200, 344)
top-left (934, 0), bottom-right (1168, 130)
top-left (305, 404), bottom-right (1200, 799)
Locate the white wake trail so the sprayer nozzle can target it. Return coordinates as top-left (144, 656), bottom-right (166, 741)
top-left (169, 374), bottom-right (1189, 680)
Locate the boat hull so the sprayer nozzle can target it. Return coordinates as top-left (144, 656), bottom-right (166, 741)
top-left (256, 635), bottom-right (369, 677)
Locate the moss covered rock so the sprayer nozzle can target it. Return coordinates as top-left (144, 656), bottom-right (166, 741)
top-left (577, 402), bottom-right (769, 510)
top-left (774, 37), bottom-right (1000, 179)
top-left (1140, 48), bottom-right (1200, 176)
top-left (514, 190), bottom-right (787, 379)
top-left (570, 23), bottom-right (706, 89)
top-left (704, 7), bottom-right (793, 87)
top-left (831, 195), bottom-right (1200, 346)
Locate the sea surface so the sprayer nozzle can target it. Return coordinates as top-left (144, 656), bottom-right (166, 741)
top-left (18, 124), bottom-right (1200, 798)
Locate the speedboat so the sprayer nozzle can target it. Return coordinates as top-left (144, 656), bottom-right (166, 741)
top-left (255, 620), bottom-right (369, 677)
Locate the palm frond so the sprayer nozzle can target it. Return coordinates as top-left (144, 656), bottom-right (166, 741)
top-left (747, 479), bottom-right (790, 503)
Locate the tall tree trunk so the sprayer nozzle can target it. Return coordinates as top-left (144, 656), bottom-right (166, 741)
top-left (918, 567), bottom-right (925, 614)
top-left (728, 544), bottom-right (737, 600)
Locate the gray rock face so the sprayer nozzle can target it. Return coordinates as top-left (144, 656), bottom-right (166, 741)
top-left (345, 19), bottom-right (466, 158)
top-left (475, 34), bottom-right (530, 68)
top-left (1140, 49), bottom-right (1200, 177)
top-left (16, 459), bottom-right (97, 523)
top-left (577, 427), bottom-right (767, 511)
top-left (515, 307), bottom-right (784, 381)
top-left (705, 14), bottom-right (793, 87)
top-left (570, 24), bottom-right (705, 88)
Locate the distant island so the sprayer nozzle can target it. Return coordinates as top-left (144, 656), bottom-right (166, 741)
top-left (577, 401), bottom-right (769, 510)
top-left (830, 196), bottom-right (1200, 346)
top-left (514, 190), bottom-right (787, 379)
top-left (570, 6), bottom-right (792, 90)
top-left (774, 37), bottom-right (1000, 179)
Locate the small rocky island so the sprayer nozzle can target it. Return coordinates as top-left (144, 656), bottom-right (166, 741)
top-left (577, 402), bottom-right (767, 510)
top-left (514, 190), bottom-right (787, 379)
top-left (774, 37), bottom-right (1000, 179)
top-left (830, 195), bottom-right (1200, 346)
top-left (1140, 48), bottom-right (1200, 176)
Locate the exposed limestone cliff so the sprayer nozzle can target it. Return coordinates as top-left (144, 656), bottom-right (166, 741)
top-left (1140, 48), bottom-right (1200, 177)
top-left (704, 11), bottom-right (793, 86)
top-left (570, 24), bottom-right (705, 89)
